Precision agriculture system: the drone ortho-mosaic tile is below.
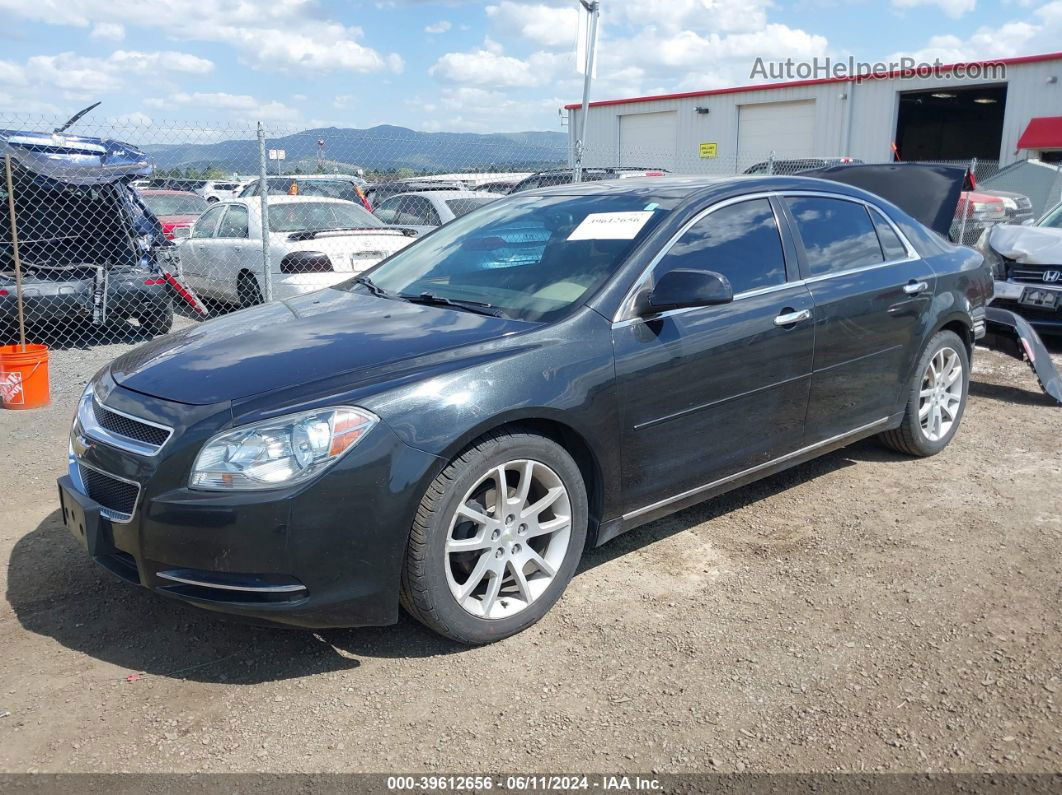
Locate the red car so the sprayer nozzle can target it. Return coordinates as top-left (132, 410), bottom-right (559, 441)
top-left (139, 189), bottom-right (208, 240)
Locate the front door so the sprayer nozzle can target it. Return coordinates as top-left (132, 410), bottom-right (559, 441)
top-left (180, 204), bottom-right (227, 297)
top-left (612, 196), bottom-right (816, 514)
top-left (782, 195), bottom-right (935, 442)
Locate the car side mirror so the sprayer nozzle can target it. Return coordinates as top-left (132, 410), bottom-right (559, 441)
top-left (645, 268), bottom-right (734, 313)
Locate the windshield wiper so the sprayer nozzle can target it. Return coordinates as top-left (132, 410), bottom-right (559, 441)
top-left (353, 276), bottom-right (403, 301)
top-left (399, 291), bottom-right (509, 318)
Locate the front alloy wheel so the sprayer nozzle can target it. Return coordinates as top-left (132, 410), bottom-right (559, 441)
top-left (445, 459), bottom-right (572, 620)
top-left (401, 431), bottom-right (587, 644)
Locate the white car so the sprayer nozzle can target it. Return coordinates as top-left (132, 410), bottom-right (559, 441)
top-left (199, 180), bottom-right (242, 203)
top-left (176, 196), bottom-right (415, 306)
top-left (372, 190), bottom-right (504, 237)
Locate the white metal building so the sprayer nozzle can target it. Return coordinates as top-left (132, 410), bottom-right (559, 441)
top-left (566, 52), bottom-right (1062, 173)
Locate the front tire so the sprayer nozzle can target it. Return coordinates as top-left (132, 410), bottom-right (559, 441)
top-left (879, 330), bottom-right (969, 457)
top-left (400, 430), bottom-right (588, 644)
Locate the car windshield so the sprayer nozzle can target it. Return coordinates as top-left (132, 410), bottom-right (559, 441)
top-left (354, 194), bottom-right (675, 323)
top-left (1037, 203), bottom-right (1062, 229)
top-left (445, 197), bottom-right (499, 218)
top-left (142, 193), bottom-right (208, 216)
top-left (268, 201), bottom-right (382, 232)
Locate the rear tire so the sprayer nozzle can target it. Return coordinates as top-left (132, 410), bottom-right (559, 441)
top-left (879, 330), bottom-right (969, 457)
top-left (400, 430), bottom-right (588, 644)
top-left (237, 273), bottom-right (264, 308)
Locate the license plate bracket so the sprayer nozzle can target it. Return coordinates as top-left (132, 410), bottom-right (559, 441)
top-left (1020, 287), bottom-right (1061, 309)
top-left (58, 478), bottom-right (101, 554)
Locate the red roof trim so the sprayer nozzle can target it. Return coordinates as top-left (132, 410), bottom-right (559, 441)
top-left (564, 51), bottom-right (1062, 110)
top-left (1017, 116), bottom-right (1062, 150)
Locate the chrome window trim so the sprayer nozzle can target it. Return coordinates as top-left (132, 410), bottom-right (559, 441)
top-left (612, 189), bottom-right (922, 325)
top-left (623, 416), bottom-right (889, 521)
top-left (77, 388), bottom-right (173, 457)
top-left (72, 458), bottom-right (142, 525)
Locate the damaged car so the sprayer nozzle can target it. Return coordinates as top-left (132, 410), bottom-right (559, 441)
top-left (61, 166), bottom-right (1002, 644)
top-left (981, 210), bottom-right (1062, 335)
top-left (0, 128), bottom-right (174, 340)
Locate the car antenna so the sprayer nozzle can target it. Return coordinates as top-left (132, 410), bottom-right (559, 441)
top-left (54, 102), bottom-right (101, 135)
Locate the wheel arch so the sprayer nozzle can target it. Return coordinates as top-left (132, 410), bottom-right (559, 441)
top-left (433, 411), bottom-right (608, 548)
top-left (933, 314), bottom-right (974, 356)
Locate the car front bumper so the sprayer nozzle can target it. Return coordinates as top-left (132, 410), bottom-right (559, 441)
top-left (992, 279), bottom-right (1062, 331)
top-left (61, 382), bottom-right (443, 629)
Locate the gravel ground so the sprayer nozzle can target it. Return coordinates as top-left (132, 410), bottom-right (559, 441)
top-left (0, 318), bottom-right (1059, 774)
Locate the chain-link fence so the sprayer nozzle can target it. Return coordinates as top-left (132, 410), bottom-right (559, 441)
top-left (2, 111), bottom-right (1055, 361)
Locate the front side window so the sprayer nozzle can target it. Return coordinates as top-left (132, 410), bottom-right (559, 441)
top-left (191, 205), bottom-right (226, 238)
top-left (786, 196), bottom-right (883, 276)
top-left (359, 194), bottom-right (676, 322)
top-left (217, 206), bottom-right (250, 238)
top-left (653, 198), bottom-right (787, 295)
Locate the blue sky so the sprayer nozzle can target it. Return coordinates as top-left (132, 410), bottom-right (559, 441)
top-left (0, 0), bottom-right (1059, 136)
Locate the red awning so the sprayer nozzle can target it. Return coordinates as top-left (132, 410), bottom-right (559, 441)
top-left (1017, 116), bottom-right (1062, 150)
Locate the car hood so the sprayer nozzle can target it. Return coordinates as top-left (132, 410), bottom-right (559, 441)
top-left (110, 289), bottom-right (531, 405)
top-left (987, 223), bottom-right (1062, 265)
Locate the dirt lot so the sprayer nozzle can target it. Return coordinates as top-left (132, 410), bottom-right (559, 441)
top-left (0, 320), bottom-right (1059, 774)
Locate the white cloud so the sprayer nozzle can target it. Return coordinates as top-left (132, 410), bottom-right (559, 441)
top-left (0, 0), bottom-right (402, 75)
top-left (0, 49), bottom-right (214, 107)
top-left (425, 20), bottom-right (452, 34)
top-left (486, 2), bottom-right (578, 48)
top-left (90, 22), bottom-right (124, 42)
top-left (891, 0), bottom-right (978, 19)
top-left (430, 47), bottom-right (541, 87)
top-left (890, 0), bottom-right (1062, 60)
top-left (148, 91), bottom-right (301, 122)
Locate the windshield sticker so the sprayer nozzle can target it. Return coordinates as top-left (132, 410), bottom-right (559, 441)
top-left (567, 211), bottom-right (653, 241)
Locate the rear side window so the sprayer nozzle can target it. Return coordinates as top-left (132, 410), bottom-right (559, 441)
top-left (786, 197), bottom-right (883, 276)
top-left (191, 205), bottom-right (226, 238)
top-left (217, 206), bottom-right (249, 238)
top-left (870, 208), bottom-right (908, 261)
top-left (654, 198), bottom-right (787, 294)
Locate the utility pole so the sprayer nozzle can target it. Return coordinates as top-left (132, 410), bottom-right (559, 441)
top-left (573, 0), bottom-right (600, 183)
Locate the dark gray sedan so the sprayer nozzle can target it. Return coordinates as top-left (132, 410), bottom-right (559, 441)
top-left (59, 172), bottom-right (991, 644)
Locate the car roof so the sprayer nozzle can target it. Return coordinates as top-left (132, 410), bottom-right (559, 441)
top-left (230, 195), bottom-right (363, 207)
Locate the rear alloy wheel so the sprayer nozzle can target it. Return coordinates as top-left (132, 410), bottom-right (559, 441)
top-left (401, 432), bottom-right (587, 644)
top-left (879, 330), bottom-right (969, 457)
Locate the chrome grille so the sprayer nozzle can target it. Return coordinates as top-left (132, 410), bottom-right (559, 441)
top-left (91, 400), bottom-right (170, 447)
top-left (77, 464), bottom-right (140, 522)
top-left (1008, 265), bottom-right (1062, 284)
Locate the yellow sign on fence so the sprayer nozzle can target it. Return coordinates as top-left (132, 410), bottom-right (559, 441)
top-left (699, 142), bottom-right (718, 159)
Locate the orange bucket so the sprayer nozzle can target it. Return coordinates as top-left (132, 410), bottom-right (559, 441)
top-left (0, 343), bottom-right (50, 409)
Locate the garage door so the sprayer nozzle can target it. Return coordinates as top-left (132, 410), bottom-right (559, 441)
top-left (619, 111), bottom-right (677, 170)
top-left (738, 100), bottom-right (816, 164)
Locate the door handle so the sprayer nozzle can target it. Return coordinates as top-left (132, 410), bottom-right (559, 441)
top-left (232, 245), bottom-right (242, 253)
top-left (774, 308), bottom-right (811, 326)
top-left (903, 280), bottom-right (929, 295)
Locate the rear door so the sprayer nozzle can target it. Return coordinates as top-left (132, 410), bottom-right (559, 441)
top-left (180, 204), bottom-right (226, 294)
top-left (213, 205), bottom-right (251, 302)
top-left (612, 195), bottom-right (816, 513)
top-left (782, 193), bottom-right (935, 441)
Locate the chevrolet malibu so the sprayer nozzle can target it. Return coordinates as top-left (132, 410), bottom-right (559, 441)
top-left (59, 174), bottom-right (991, 644)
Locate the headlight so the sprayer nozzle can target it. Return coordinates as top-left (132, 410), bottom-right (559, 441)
top-left (190, 406), bottom-right (377, 491)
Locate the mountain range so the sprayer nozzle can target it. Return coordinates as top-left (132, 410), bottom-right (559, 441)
top-left (142, 124), bottom-right (569, 175)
